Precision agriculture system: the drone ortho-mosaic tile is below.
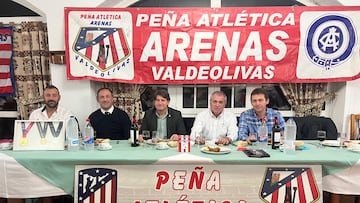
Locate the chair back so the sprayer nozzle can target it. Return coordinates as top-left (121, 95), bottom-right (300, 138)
top-left (350, 114), bottom-right (360, 140)
top-left (293, 116), bottom-right (338, 140)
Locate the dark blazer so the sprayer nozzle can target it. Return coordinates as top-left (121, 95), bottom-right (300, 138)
top-left (140, 107), bottom-right (187, 139)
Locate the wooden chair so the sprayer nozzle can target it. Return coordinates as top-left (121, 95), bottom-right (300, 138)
top-left (350, 114), bottom-right (360, 140)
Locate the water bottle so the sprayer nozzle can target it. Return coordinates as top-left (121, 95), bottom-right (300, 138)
top-left (66, 116), bottom-right (79, 151)
top-left (284, 118), bottom-right (297, 154)
top-left (83, 118), bottom-right (95, 151)
top-left (258, 122), bottom-right (268, 149)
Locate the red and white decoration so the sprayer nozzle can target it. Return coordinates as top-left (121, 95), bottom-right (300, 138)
top-left (65, 7), bottom-right (360, 84)
top-left (0, 27), bottom-right (15, 95)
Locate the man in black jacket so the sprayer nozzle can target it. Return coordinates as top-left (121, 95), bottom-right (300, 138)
top-left (140, 89), bottom-right (187, 140)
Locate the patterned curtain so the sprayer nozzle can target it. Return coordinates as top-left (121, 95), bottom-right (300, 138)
top-left (101, 83), bottom-right (145, 124)
top-left (279, 83), bottom-right (335, 117)
top-left (11, 22), bottom-right (51, 119)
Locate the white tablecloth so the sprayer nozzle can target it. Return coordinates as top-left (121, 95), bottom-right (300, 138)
top-left (0, 153), bottom-right (66, 198)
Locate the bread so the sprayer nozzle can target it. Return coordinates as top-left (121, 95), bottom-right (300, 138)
top-left (208, 146), bottom-right (221, 152)
top-left (167, 141), bottom-right (178, 147)
top-left (295, 141), bottom-right (304, 147)
top-left (235, 141), bottom-right (248, 147)
top-left (95, 139), bottom-right (110, 144)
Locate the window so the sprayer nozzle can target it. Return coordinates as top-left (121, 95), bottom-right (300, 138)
top-left (262, 84), bottom-right (291, 110)
top-left (220, 85), bottom-right (246, 108)
top-left (183, 85), bottom-right (208, 109)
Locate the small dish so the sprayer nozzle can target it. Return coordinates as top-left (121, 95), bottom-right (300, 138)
top-left (0, 142), bottom-right (13, 150)
top-left (201, 146), bottom-right (231, 154)
top-left (321, 140), bottom-right (341, 147)
top-left (155, 143), bottom-right (170, 150)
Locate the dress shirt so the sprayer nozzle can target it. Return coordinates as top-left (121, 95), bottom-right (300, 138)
top-left (29, 106), bottom-right (73, 121)
top-left (190, 109), bottom-right (238, 142)
top-left (237, 108), bottom-right (286, 141)
top-left (100, 106), bottom-right (114, 115)
top-left (156, 110), bottom-right (168, 139)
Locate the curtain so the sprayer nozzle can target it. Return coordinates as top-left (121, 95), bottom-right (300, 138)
top-left (11, 22), bottom-right (51, 119)
top-left (280, 83), bottom-right (335, 117)
top-left (101, 83), bottom-right (145, 124)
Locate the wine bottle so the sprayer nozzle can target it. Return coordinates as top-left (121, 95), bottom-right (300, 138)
top-left (272, 116), bottom-right (281, 149)
top-left (130, 118), bottom-right (139, 147)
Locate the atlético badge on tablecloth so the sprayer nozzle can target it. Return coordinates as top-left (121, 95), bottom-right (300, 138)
top-left (77, 168), bottom-right (117, 203)
top-left (259, 167), bottom-right (320, 203)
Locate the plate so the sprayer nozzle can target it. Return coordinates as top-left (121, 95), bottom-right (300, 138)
top-left (321, 140), bottom-right (341, 147)
top-left (349, 148), bottom-right (360, 152)
top-left (0, 142), bottom-right (13, 150)
top-left (145, 139), bottom-right (169, 145)
top-left (201, 146), bottom-right (231, 154)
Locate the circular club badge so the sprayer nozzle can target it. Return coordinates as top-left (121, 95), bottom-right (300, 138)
top-left (305, 14), bottom-right (356, 70)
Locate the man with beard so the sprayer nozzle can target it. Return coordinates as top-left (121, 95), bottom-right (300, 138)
top-left (28, 85), bottom-right (74, 203)
top-left (29, 85), bottom-right (73, 120)
top-left (89, 87), bottom-right (131, 140)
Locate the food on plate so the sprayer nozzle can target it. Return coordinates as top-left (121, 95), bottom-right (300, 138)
top-left (167, 141), bottom-right (178, 147)
top-left (151, 138), bottom-right (167, 143)
top-left (295, 141), bottom-right (304, 147)
top-left (235, 140), bottom-right (248, 147)
top-left (204, 146), bottom-right (221, 152)
top-left (95, 138), bottom-right (110, 144)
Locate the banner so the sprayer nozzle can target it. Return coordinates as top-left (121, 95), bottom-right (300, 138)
top-left (74, 164), bottom-right (322, 203)
top-left (0, 26), bottom-right (15, 95)
top-left (65, 7), bottom-right (360, 84)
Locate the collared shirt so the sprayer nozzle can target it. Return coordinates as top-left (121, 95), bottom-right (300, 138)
top-left (156, 110), bottom-right (168, 139)
top-left (237, 108), bottom-right (286, 141)
top-left (29, 105), bottom-right (73, 121)
top-left (190, 109), bottom-right (238, 142)
top-left (100, 105), bottom-right (114, 115)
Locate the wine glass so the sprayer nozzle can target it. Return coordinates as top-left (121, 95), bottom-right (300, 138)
top-left (142, 130), bottom-right (151, 140)
top-left (249, 132), bottom-right (258, 148)
top-left (317, 130), bottom-right (326, 148)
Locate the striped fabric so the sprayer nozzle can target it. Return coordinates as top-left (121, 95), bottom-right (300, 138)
top-left (0, 26), bottom-right (15, 96)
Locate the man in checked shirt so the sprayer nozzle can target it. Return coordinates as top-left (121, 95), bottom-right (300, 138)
top-left (238, 87), bottom-right (286, 144)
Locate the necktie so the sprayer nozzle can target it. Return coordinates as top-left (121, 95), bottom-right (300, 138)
top-left (105, 112), bottom-right (110, 115)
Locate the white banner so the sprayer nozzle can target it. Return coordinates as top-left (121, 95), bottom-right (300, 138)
top-left (75, 164), bottom-right (322, 203)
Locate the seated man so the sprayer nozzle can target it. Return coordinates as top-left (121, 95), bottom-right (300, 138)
top-left (238, 87), bottom-right (286, 143)
top-left (190, 91), bottom-right (238, 145)
top-left (89, 87), bottom-right (131, 140)
top-left (140, 89), bottom-right (187, 140)
top-left (29, 85), bottom-right (73, 120)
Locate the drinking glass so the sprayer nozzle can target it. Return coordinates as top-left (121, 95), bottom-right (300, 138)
top-left (152, 131), bottom-right (158, 142)
top-left (337, 132), bottom-right (346, 148)
top-left (317, 130), bottom-right (326, 148)
top-left (249, 132), bottom-right (258, 148)
top-left (194, 134), bottom-right (205, 147)
top-left (142, 130), bottom-right (151, 148)
top-left (142, 130), bottom-right (151, 140)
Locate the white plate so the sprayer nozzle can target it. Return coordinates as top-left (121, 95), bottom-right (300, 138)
top-left (145, 139), bottom-right (170, 145)
top-left (349, 148), bottom-right (360, 152)
top-left (0, 142), bottom-right (13, 150)
top-left (201, 146), bottom-right (231, 154)
top-left (321, 140), bottom-right (340, 147)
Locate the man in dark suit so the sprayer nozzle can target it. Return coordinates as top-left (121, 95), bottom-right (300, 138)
top-left (140, 89), bottom-right (187, 140)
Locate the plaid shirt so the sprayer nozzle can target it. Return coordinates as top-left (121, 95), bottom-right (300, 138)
top-left (238, 108), bottom-right (286, 140)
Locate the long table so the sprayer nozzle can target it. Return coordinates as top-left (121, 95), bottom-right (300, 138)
top-left (1, 140), bottom-right (359, 200)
